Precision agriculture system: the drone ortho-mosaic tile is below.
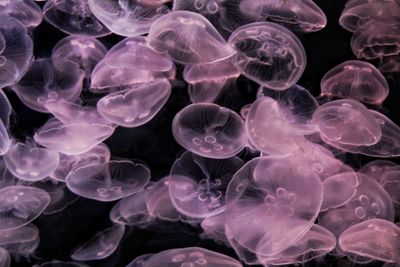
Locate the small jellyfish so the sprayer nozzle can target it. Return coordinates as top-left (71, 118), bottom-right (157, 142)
top-left (34, 118), bottom-right (115, 155)
top-left (320, 60), bottom-right (389, 104)
top-left (359, 160), bottom-right (397, 184)
top-left (0, 15), bottom-right (33, 88)
top-left (0, 186), bottom-right (50, 231)
top-left (169, 151), bottom-right (243, 218)
top-left (87, 0), bottom-right (169, 37)
top-left (0, 118), bottom-right (10, 156)
top-left (51, 35), bottom-right (107, 78)
top-left (43, 0), bottom-right (111, 37)
top-left (12, 58), bottom-right (85, 113)
top-left (228, 22), bottom-right (306, 90)
top-left (148, 10), bottom-right (235, 64)
top-left (90, 36), bottom-right (174, 92)
top-left (126, 254), bottom-right (154, 267)
top-left (239, 0), bottom-right (327, 33)
top-left (71, 224), bottom-right (125, 261)
top-left (172, 103), bottom-right (247, 159)
top-left (4, 142), bottom-right (60, 182)
top-left (66, 160), bottom-right (150, 202)
top-left (97, 79), bottom-right (172, 128)
top-left (0, 223), bottom-right (39, 256)
top-left (380, 169), bottom-right (400, 204)
top-left (0, 0), bottom-right (42, 28)
top-left (225, 156), bottom-right (323, 257)
top-left (142, 247), bottom-right (242, 267)
top-left (338, 219), bottom-right (400, 263)
top-left (312, 99), bottom-right (382, 146)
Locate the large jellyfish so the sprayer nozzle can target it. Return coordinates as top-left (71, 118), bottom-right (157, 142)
top-left (0, 223), bottom-right (39, 256)
top-left (0, 0), bottom-right (42, 28)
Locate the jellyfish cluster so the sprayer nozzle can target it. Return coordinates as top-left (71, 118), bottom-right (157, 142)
top-left (0, 0), bottom-right (399, 267)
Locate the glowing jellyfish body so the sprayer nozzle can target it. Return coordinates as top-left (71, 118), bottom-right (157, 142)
top-left (338, 219), bottom-right (400, 263)
top-left (169, 151), bottom-right (243, 218)
top-left (87, 0), bottom-right (169, 37)
top-left (225, 157), bottom-right (323, 257)
top-left (228, 22), bottom-right (306, 90)
top-left (380, 169), bottom-right (400, 204)
top-left (12, 58), bottom-right (85, 113)
top-left (97, 79), bottom-right (172, 128)
top-left (0, 186), bottom-right (50, 230)
top-left (0, 120), bottom-right (10, 156)
top-left (320, 60), bottom-right (389, 104)
top-left (0, 15), bottom-right (33, 88)
top-left (90, 36), bottom-right (174, 91)
top-left (71, 224), bottom-right (125, 261)
top-left (172, 103), bottom-right (247, 159)
top-left (359, 160), bottom-right (398, 183)
top-left (0, 0), bottom-right (42, 28)
top-left (142, 247), bottom-right (242, 267)
top-left (312, 99), bottom-right (382, 146)
top-left (4, 142), bottom-right (60, 182)
top-left (127, 254), bottom-right (154, 267)
top-left (148, 11), bottom-right (235, 64)
top-left (43, 0), bottom-right (111, 37)
top-left (0, 223), bottom-right (39, 256)
top-left (239, 0), bottom-right (327, 33)
top-left (52, 35), bottom-right (107, 78)
top-left (66, 160), bottom-right (150, 202)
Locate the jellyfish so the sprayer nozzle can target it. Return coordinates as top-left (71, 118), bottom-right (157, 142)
top-left (12, 58), bottom-right (85, 113)
top-left (312, 99), bottom-right (382, 147)
top-left (87, 0), bottom-right (169, 37)
top-left (97, 78), bottom-right (172, 128)
top-left (320, 60), bottom-right (389, 105)
top-left (0, 186), bottom-right (50, 231)
top-left (4, 142), bottom-right (60, 182)
top-left (169, 151), bottom-right (243, 218)
top-left (319, 173), bottom-right (395, 237)
top-left (228, 22), bottom-right (306, 90)
top-left (0, 0), bottom-right (42, 28)
top-left (71, 224), bottom-right (125, 261)
top-left (142, 247), bottom-right (242, 267)
top-left (172, 103), bottom-right (247, 159)
top-left (35, 261), bottom-right (90, 267)
top-left (51, 35), bottom-right (107, 78)
top-left (126, 254), bottom-right (155, 267)
top-left (0, 119), bottom-right (10, 156)
top-left (359, 160), bottom-right (397, 184)
top-left (0, 15), bottom-right (33, 88)
top-left (90, 36), bottom-right (175, 92)
top-left (43, 0), bottom-right (111, 37)
top-left (338, 219), bottom-right (400, 263)
top-left (239, 0), bottom-right (327, 33)
top-left (0, 157), bottom-right (18, 189)
top-left (0, 90), bottom-right (11, 128)
top-left (225, 156), bottom-right (323, 257)
top-left (379, 169), bottom-right (400, 204)
top-left (0, 223), bottom-right (39, 256)
top-left (147, 10), bottom-right (235, 64)
top-left (0, 247), bottom-right (10, 267)
top-left (66, 160), bottom-right (150, 202)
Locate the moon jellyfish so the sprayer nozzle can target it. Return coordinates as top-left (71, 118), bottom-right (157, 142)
top-left (312, 99), bottom-right (382, 146)
top-left (320, 60), bottom-right (389, 105)
top-left (225, 156), bottom-right (323, 257)
top-left (321, 172), bottom-right (359, 211)
top-left (169, 151), bottom-right (243, 218)
top-left (0, 186), bottom-right (50, 231)
top-left (380, 169), bottom-right (400, 204)
top-left (359, 160), bottom-right (397, 183)
top-left (43, 0), bottom-right (111, 37)
top-left (245, 96), bottom-right (307, 156)
top-left (147, 11), bottom-right (235, 64)
top-left (90, 36), bottom-right (174, 92)
top-left (0, 248), bottom-right (10, 267)
top-left (0, 15), bottom-right (33, 88)
top-left (71, 224), bottom-right (125, 261)
top-left (228, 22), bottom-right (306, 90)
top-left (127, 254), bottom-right (154, 267)
top-left (0, 119), bottom-right (10, 156)
top-left (319, 173), bottom-right (395, 237)
top-left (0, 90), bottom-right (11, 127)
top-left (142, 247), bottom-right (242, 267)
top-left (66, 160), bottom-right (150, 202)
top-left (97, 79), bottom-right (171, 128)
top-left (257, 224), bottom-right (336, 265)
top-left (34, 118), bottom-right (115, 155)
top-left (338, 219), bottom-right (400, 263)
top-left (0, 0), bottom-right (42, 28)
top-left (87, 0), bottom-right (169, 37)
top-left (12, 58), bottom-right (85, 113)
top-left (50, 143), bottom-right (110, 182)
top-left (51, 35), bottom-right (107, 78)
top-left (0, 223), bottom-right (39, 256)
top-left (172, 103), bottom-right (247, 159)
top-left (239, 0), bottom-right (327, 33)
top-left (4, 142), bottom-right (60, 182)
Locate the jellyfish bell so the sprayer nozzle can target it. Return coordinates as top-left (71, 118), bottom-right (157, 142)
top-left (0, 0), bottom-right (42, 28)
top-left (126, 254), bottom-right (155, 267)
top-left (228, 22), bottom-right (306, 90)
top-left (0, 223), bottom-right (39, 257)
